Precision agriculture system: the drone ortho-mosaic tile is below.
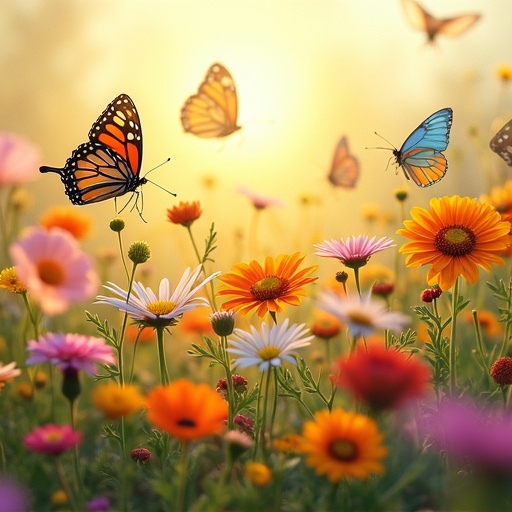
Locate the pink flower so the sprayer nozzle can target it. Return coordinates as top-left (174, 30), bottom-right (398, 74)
top-left (26, 333), bottom-right (116, 375)
top-left (0, 132), bottom-right (40, 187)
top-left (314, 235), bottom-right (396, 269)
top-left (0, 361), bottom-right (21, 391)
top-left (23, 424), bottom-right (82, 455)
top-left (10, 227), bottom-right (99, 315)
top-left (237, 186), bottom-right (284, 209)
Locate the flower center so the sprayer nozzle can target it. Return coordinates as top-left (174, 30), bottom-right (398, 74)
top-left (347, 311), bottom-right (374, 328)
top-left (435, 225), bottom-right (477, 256)
top-left (43, 432), bottom-right (63, 443)
top-left (177, 417), bottom-right (197, 428)
top-left (146, 300), bottom-right (176, 316)
top-left (37, 259), bottom-right (65, 286)
top-left (257, 346), bottom-right (281, 361)
top-left (250, 276), bottom-right (288, 301)
top-left (344, 257), bottom-right (370, 270)
top-left (329, 439), bottom-right (358, 462)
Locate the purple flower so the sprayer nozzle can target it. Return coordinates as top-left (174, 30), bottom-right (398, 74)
top-left (86, 496), bottom-right (110, 512)
top-left (26, 333), bottom-right (116, 375)
top-left (0, 475), bottom-right (30, 511)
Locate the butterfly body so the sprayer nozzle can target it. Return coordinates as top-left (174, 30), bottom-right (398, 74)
top-left (328, 136), bottom-right (359, 188)
top-left (392, 107), bottom-right (453, 187)
top-left (181, 63), bottom-right (240, 138)
top-left (402, 0), bottom-right (480, 44)
top-left (40, 94), bottom-right (146, 205)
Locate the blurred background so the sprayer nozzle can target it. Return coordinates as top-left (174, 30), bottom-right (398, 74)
top-left (1, 0), bottom-right (511, 288)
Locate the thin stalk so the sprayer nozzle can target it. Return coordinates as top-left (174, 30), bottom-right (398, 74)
top-left (156, 327), bottom-right (170, 385)
top-left (252, 371), bottom-right (266, 460)
top-left (449, 277), bottom-right (460, 395)
top-left (221, 335), bottom-right (235, 429)
top-left (176, 442), bottom-right (190, 512)
top-left (353, 267), bottom-right (361, 297)
top-left (54, 457), bottom-right (79, 512)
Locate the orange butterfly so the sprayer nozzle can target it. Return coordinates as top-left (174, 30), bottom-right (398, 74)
top-left (327, 136), bottom-right (360, 189)
top-left (402, 0), bottom-right (481, 44)
top-left (180, 63), bottom-right (241, 138)
top-left (40, 94), bottom-right (147, 205)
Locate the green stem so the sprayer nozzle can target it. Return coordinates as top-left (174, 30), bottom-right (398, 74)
top-left (54, 457), bottom-right (79, 512)
top-left (117, 230), bottom-right (129, 281)
top-left (156, 327), bottom-right (170, 385)
top-left (353, 267), bottom-right (361, 297)
top-left (176, 442), bottom-right (190, 512)
top-left (128, 335), bottom-right (141, 385)
top-left (449, 277), bottom-right (460, 395)
top-left (499, 278), bottom-right (512, 358)
top-left (69, 400), bottom-right (81, 495)
top-left (221, 335), bottom-right (235, 429)
top-left (268, 368), bottom-right (278, 441)
top-left (472, 310), bottom-right (488, 372)
top-left (21, 292), bottom-right (39, 340)
top-left (252, 371), bottom-right (266, 460)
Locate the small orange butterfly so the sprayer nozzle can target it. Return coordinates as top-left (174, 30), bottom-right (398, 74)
top-left (180, 63), bottom-right (241, 139)
top-left (490, 119), bottom-right (512, 167)
top-left (402, 0), bottom-right (481, 44)
top-left (327, 136), bottom-right (360, 189)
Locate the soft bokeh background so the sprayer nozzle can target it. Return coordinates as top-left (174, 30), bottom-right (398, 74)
top-left (1, 0), bottom-right (511, 287)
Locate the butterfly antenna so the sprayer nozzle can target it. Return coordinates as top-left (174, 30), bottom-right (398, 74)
top-left (143, 157), bottom-right (171, 178)
top-left (145, 179), bottom-right (176, 197)
top-left (365, 132), bottom-right (397, 151)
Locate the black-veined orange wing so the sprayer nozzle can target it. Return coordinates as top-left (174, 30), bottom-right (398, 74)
top-left (180, 63), bottom-right (240, 138)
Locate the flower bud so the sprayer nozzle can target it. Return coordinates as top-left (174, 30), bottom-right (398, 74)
top-left (128, 241), bottom-right (151, 264)
top-left (109, 217), bottom-right (125, 232)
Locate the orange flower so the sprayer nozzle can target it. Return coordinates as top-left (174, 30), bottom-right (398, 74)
top-left (166, 201), bottom-right (202, 227)
top-left (178, 307), bottom-right (214, 336)
top-left (311, 312), bottom-right (341, 339)
top-left (217, 252), bottom-right (318, 317)
top-left (145, 379), bottom-right (227, 442)
top-left (125, 325), bottom-right (156, 343)
top-left (398, 196), bottom-right (510, 290)
top-left (39, 206), bottom-right (91, 240)
top-left (463, 309), bottom-right (502, 338)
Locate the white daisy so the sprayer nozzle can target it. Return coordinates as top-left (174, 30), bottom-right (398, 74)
top-left (317, 291), bottom-right (410, 338)
top-left (227, 318), bottom-right (313, 372)
top-left (96, 265), bottom-right (220, 328)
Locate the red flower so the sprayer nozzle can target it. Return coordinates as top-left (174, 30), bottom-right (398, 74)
top-left (334, 343), bottom-right (431, 410)
top-left (166, 201), bottom-right (202, 227)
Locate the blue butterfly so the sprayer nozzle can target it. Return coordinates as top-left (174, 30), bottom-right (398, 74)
top-left (392, 107), bottom-right (453, 187)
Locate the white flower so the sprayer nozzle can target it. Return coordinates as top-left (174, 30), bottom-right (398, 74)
top-left (96, 265), bottom-right (220, 327)
top-left (0, 361), bottom-right (21, 391)
top-left (228, 318), bottom-right (313, 372)
top-left (317, 291), bottom-right (410, 338)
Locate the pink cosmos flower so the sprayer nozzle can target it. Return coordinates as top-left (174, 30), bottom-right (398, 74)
top-left (237, 186), bottom-right (284, 209)
top-left (0, 132), bottom-right (40, 187)
top-left (26, 333), bottom-right (116, 375)
top-left (23, 424), bottom-right (82, 456)
top-left (314, 235), bottom-right (396, 269)
top-left (10, 227), bottom-right (99, 315)
top-left (0, 361), bottom-right (21, 391)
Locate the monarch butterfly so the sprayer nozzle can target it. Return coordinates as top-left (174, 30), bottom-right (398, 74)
top-left (40, 94), bottom-right (162, 209)
top-left (402, 0), bottom-right (481, 44)
top-left (490, 119), bottom-right (512, 167)
top-left (180, 63), bottom-right (241, 138)
top-left (328, 136), bottom-right (360, 189)
top-left (379, 108), bottom-right (453, 187)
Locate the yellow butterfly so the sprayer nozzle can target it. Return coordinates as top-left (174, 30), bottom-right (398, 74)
top-left (180, 63), bottom-right (241, 139)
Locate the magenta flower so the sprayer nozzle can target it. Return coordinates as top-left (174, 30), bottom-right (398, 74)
top-left (237, 186), bottom-right (284, 209)
top-left (314, 235), bottom-right (396, 269)
top-left (26, 333), bottom-right (116, 375)
top-left (10, 227), bottom-right (99, 316)
top-left (0, 132), bottom-right (40, 187)
top-left (423, 399), bottom-right (512, 473)
top-left (24, 424), bottom-right (82, 456)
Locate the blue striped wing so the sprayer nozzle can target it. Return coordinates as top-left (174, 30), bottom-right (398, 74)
top-left (395, 108), bottom-right (453, 187)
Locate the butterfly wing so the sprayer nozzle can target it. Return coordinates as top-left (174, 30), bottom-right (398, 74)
top-left (88, 94), bottom-right (143, 176)
top-left (40, 143), bottom-right (144, 205)
top-left (395, 108), bottom-right (453, 187)
top-left (436, 14), bottom-right (481, 37)
top-left (180, 63), bottom-right (240, 138)
top-left (490, 119), bottom-right (512, 167)
top-left (328, 136), bottom-right (360, 188)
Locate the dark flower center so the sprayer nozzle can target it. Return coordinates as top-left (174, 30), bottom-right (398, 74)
top-left (250, 276), bottom-right (289, 301)
top-left (177, 418), bottom-right (197, 428)
top-left (329, 439), bottom-right (358, 462)
top-left (435, 225), bottom-right (476, 256)
top-left (37, 259), bottom-right (65, 286)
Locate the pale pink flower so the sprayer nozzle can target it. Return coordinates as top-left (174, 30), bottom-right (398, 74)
top-left (26, 333), bottom-right (116, 375)
top-left (0, 361), bottom-right (21, 391)
top-left (10, 227), bottom-right (99, 315)
top-left (24, 424), bottom-right (82, 455)
top-left (237, 186), bottom-right (284, 209)
top-left (0, 132), bottom-right (40, 187)
top-left (317, 291), bottom-right (410, 338)
top-left (314, 235), bottom-right (396, 269)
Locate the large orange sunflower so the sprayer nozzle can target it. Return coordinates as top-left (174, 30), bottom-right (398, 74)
top-left (300, 408), bottom-right (387, 483)
top-left (217, 252), bottom-right (318, 317)
top-left (397, 196), bottom-right (511, 290)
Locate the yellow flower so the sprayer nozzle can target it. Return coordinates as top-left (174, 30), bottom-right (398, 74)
top-left (0, 267), bottom-right (27, 294)
top-left (217, 252), bottom-right (318, 317)
top-left (244, 462), bottom-right (272, 487)
top-left (398, 196), bottom-right (510, 290)
top-left (497, 64), bottom-right (512, 81)
top-left (39, 206), bottom-right (92, 240)
top-left (299, 408), bottom-right (387, 483)
top-left (91, 382), bottom-right (145, 419)
top-left (273, 433), bottom-right (303, 454)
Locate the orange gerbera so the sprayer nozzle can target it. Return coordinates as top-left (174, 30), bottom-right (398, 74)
top-left (166, 200), bottom-right (202, 227)
top-left (39, 206), bottom-right (91, 240)
top-left (398, 196), bottom-right (510, 290)
top-left (217, 252), bottom-right (318, 317)
top-left (145, 379), bottom-right (227, 442)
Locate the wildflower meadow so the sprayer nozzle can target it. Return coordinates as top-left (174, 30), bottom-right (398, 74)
top-left (2, 2), bottom-right (512, 511)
